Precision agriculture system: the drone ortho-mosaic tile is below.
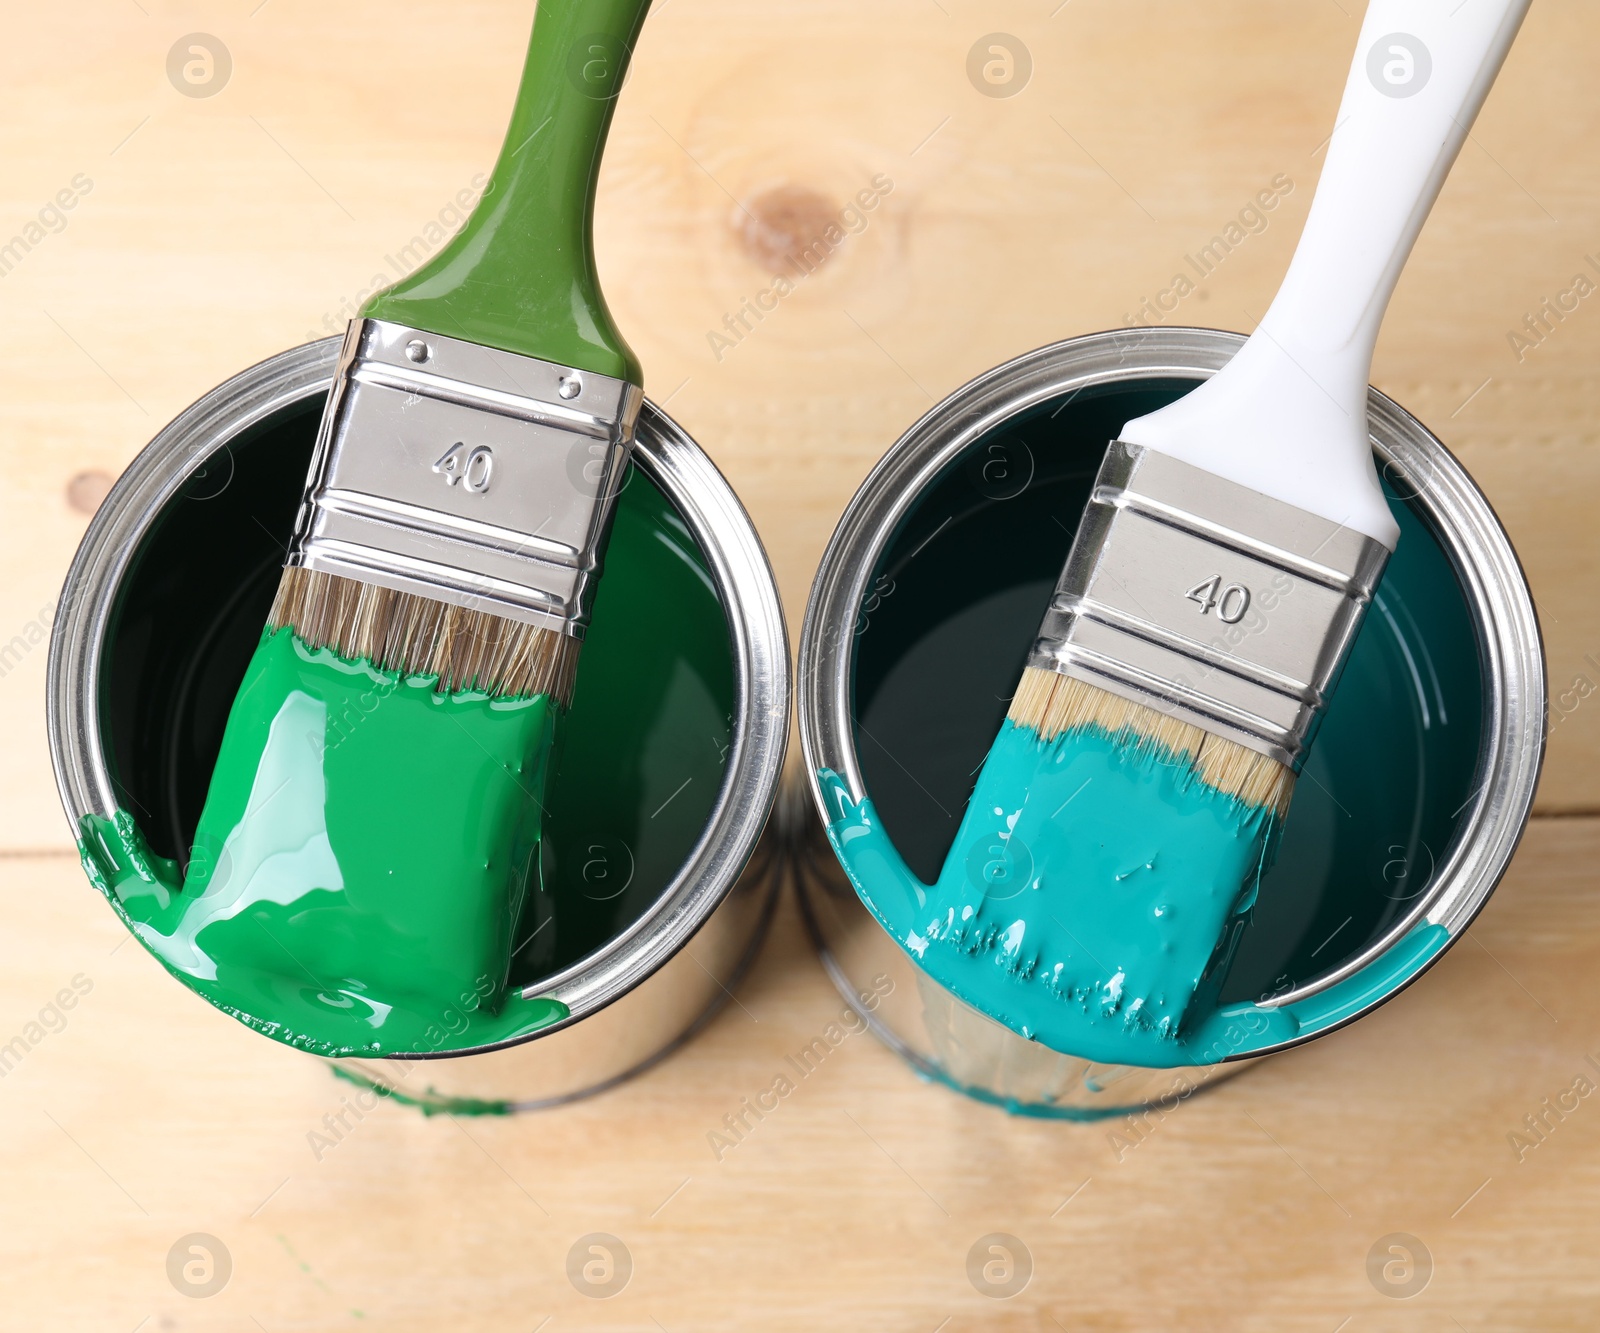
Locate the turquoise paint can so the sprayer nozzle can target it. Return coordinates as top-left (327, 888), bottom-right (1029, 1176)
top-left (797, 328), bottom-right (1544, 1118)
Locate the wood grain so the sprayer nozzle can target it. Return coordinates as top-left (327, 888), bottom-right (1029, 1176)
top-left (1, 1), bottom-right (1597, 1326)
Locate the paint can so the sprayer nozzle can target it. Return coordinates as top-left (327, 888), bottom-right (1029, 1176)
top-left (48, 337), bottom-right (789, 1111)
top-left (797, 327), bottom-right (1544, 1119)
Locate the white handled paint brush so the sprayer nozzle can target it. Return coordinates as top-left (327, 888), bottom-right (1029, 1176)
top-left (917, 0), bottom-right (1531, 1062)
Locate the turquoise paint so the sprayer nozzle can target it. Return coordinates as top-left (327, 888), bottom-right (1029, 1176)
top-left (914, 1059), bottom-right (1227, 1122)
top-left (838, 719), bottom-right (1276, 1063)
top-left (822, 767), bottom-right (1451, 1068)
top-left (914, 1063), bottom-right (1165, 1122)
top-left (1177, 917), bottom-right (1449, 1062)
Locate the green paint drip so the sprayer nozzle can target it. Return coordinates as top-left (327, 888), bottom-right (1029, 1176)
top-left (329, 1064), bottom-right (512, 1118)
top-left (78, 629), bottom-right (571, 1058)
top-left (822, 741), bottom-right (1450, 1069)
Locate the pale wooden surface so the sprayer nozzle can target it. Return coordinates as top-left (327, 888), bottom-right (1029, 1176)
top-left (1, 0), bottom-right (1598, 1327)
top-left (6, 825), bottom-right (1600, 1330)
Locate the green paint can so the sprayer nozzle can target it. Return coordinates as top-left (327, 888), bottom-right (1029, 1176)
top-left (797, 328), bottom-right (1545, 1118)
top-left (49, 337), bottom-right (788, 1110)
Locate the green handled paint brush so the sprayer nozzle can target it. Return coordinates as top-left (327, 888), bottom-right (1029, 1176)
top-left (167, 0), bottom-right (653, 1049)
top-left (909, 0), bottom-right (1529, 1065)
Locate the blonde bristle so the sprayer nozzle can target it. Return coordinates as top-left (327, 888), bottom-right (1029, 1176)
top-left (1007, 668), bottom-right (1294, 817)
top-left (268, 566), bottom-right (579, 706)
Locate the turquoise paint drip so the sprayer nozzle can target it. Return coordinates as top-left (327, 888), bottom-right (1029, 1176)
top-left (821, 744), bottom-right (1451, 1069)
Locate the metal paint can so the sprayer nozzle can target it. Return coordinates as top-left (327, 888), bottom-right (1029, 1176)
top-left (48, 337), bottom-right (789, 1110)
top-left (797, 327), bottom-right (1544, 1119)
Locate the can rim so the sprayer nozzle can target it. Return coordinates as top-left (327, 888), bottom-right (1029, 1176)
top-left (47, 336), bottom-right (790, 1049)
top-left (797, 326), bottom-right (1545, 1029)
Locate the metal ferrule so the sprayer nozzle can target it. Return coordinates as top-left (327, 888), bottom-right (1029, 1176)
top-left (288, 318), bottom-right (643, 637)
top-left (1029, 440), bottom-right (1391, 770)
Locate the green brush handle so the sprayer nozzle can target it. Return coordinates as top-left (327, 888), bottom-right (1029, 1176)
top-left (362, 0), bottom-right (650, 384)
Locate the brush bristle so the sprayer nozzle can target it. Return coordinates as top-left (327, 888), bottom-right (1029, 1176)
top-left (1007, 668), bottom-right (1294, 817)
top-left (268, 566), bottom-right (579, 706)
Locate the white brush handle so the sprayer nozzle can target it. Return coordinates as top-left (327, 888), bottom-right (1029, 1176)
top-left (1121, 0), bottom-right (1530, 549)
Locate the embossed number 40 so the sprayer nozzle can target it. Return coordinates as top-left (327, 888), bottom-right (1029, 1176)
top-left (433, 442), bottom-right (494, 494)
top-left (1185, 574), bottom-right (1251, 624)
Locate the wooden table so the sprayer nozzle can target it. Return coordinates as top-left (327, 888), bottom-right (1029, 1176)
top-left (2, 1), bottom-right (1596, 1327)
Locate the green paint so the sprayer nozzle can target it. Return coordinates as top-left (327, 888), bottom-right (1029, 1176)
top-left (824, 766), bottom-right (1450, 1067)
top-left (329, 1064), bottom-right (512, 1118)
top-left (84, 466), bottom-right (736, 1059)
top-left (79, 629), bottom-right (571, 1059)
top-left (362, 0), bottom-right (650, 382)
top-left (525, 469), bottom-right (736, 982)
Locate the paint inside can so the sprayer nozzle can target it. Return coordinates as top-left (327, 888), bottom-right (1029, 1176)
top-left (76, 397), bottom-right (737, 1057)
top-left (826, 378), bottom-right (1483, 1065)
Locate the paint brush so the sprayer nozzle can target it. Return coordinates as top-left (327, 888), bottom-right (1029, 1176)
top-left (170, 0), bottom-right (654, 1043)
top-left (923, 0), bottom-right (1530, 1059)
